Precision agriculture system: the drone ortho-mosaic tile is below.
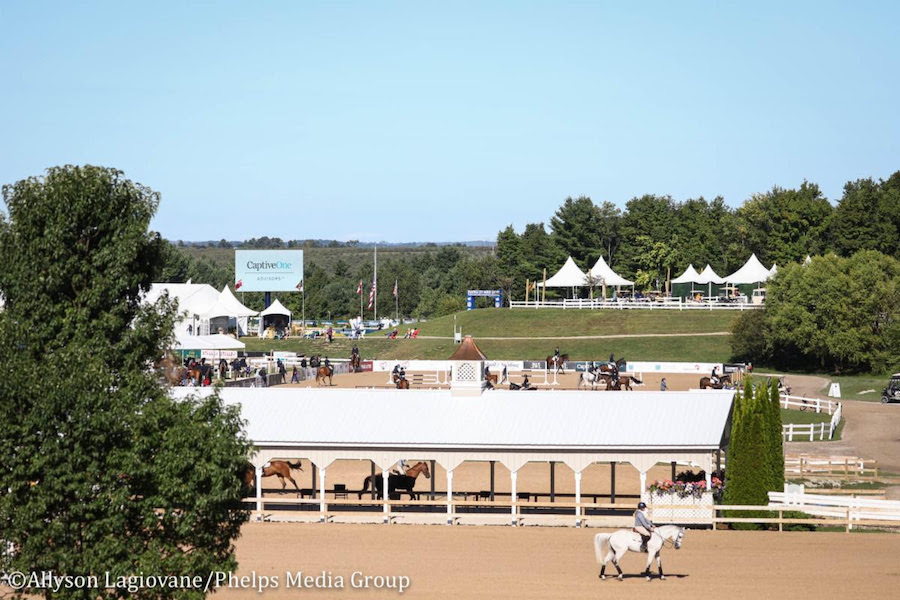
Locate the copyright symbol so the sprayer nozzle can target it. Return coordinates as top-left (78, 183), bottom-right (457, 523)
top-left (6, 571), bottom-right (27, 589)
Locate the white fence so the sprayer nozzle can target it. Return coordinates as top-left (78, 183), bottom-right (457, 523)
top-left (781, 395), bottom-right (842, 441)
top-left (780, 394), bottom-right (838, 415)
top-left (784, 455), bottom-right (877, 478)
top-left (769, 489), bottom-right (900, 526)
top-left (509, 298), bottom-right (762, 311)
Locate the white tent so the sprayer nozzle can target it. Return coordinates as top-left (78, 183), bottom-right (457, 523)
top-left (724, 254), bottom-right (773, 285)
top-left (146, 282), bottom-right (221, 336)
top-left (588, 255), bottom-right (634, 287)
top-left (203, 286), bottom-right (258, 335)
top-left (804, 255), bottom-right (812, 265)
top-left (258, 298), bottom-right (292, 336)
top-left (536, 256), bottom-right (589, 288)
top-left (696, 264), bottom-right (726, 298)
top-left (671, 264), bottom-right (701, 284)
top-left (769, 263), bottom-right (778, 277)
top-left (174, 333), bottom-right (246, 351)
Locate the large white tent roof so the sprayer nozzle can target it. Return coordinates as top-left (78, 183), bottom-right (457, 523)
top-left (203, 285), bottom-right (258, 319)
top-left (724, 254), bottom-right (773, 284)
top-left (174, 333), bottom-right (246, 350)
top-left (260, 298), bottom-right (291, 317)
top-left (671, 264), bottom-right (702, 284)
top-left (588, 256), bottom-right (634, 286)
top-left (146, 282), bottom-right (220, 318)
top-left (175, 387), bottom-right (734, 450)
top-left (536, 256), bottom-right (589, 288)
top-left (696, 265), bottom-right (725, 285)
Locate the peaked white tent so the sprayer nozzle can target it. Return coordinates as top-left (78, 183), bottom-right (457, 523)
top-left (804, 255), bottom-right (812, 265)
top-left (724, 254), bottom-right (773, 285)
top-left (588, 256), bottom-right (634, 286)
top-left (146, 282), bottom-right (221, 336)
top-left (258, 298), bottom-right (292, 337)
top-left (671, 264), bottom-right (702, 297)
top-left (203, 286), bottom-right (258, 335)
top-left (696, 264), bottom-right (726, 298)
top-left (769, 263), bottom-right (778, 277)
top-left (536, 256), bottom-right (589, 288)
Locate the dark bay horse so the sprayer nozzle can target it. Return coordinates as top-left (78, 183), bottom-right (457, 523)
top-left (699, 374), bottom-right (732, 389)
top-left (358, 461), bottom-right (430, 500)
top-left (350, 354), bottom-right (361, 373)
top-left (316, 365), bottom-right (334, 386)
top-left (242, 460), bottom-right (304, 494)
top-left (546, 353), bottom-right (570, 374)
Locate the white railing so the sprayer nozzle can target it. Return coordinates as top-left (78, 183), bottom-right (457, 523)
top-left (509, 298), bottom-right (762, 310)
top-left (781, 402), bottom-right (843, 441)
top-left (829, 403), bottom-right (842, 439)
top-left (780, 394), bottom-right (838, 415)
top-left (769, 489), bottom-right (900, 525)
top-left (784, 455), bottom-right (877, 478)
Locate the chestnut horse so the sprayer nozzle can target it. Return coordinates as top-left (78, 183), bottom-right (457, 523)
top-left (598, 373), bottom-right (642, 391)
top-left (316, 365), bottom-right (334, 386)
top-left (242, 460), bottom-right (304, 493)
top-left (699, 374), bottom-right (732, 389)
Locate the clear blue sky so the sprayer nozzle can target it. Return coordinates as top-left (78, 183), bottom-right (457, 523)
top-left (1, 2), bottom-right (898, 243)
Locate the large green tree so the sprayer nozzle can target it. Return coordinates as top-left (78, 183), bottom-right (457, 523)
top-left (549, 196), bottom-right (601, 265)
top-left (0, 166), bottom-right (250, 599)
top-left (831, 172), bottom-right (900, 259)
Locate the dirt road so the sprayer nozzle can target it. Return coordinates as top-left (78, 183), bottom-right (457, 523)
top-left (221, 523), bottom-right (900, 599)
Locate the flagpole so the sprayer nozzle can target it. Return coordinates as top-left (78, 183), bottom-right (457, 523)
top-left (374, 245), bottom-right (378, 321)
top-left (301, 285), bottom-right (305, 335)
top-left (395, 279), bottom-right (399, 322)
top-left (359, 280), bottom-right (363, 320)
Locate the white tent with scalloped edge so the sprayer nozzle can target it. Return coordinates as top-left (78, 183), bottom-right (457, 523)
top-left (536, 256), bottom-right (589, 288)
top-left (695, 264), bottom-right (726, 298)
top-left (588, 255), bottom-right (634, 286)
top-left (724, 254), bottom-right (773, 285)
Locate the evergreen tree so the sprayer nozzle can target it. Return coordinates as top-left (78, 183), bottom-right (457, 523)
top-left (767, 379), bottom-right (785, 491)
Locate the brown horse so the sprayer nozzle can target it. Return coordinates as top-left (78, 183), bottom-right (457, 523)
top-left (546, 353), bottom-right (570, 374)
top-left (242, 460), bottom-right (304, 494)
top-left (316, 365), bottom-right (334, 386)
top-left (699, 374), bottom-right (732, 389)
top-left (358, 461), bottom-right (430, 500)
top-left (395, 377), bottom-right (410, 389)
top-left (598, 373), bottom-right (642, 391)
top-left (596, 358), bottom-right (628, 375)
top-left (350, 354), bottom-right (361, 373)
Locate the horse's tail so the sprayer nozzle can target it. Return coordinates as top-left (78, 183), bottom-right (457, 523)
top-left (631, 374), bottom-right (642, 384)
top-left (358, 475), bottom-right (371, 500)
top-left (577, 373), bottom-right (585, 388)
top-left (288, 460), bottom-right (303, 471)
top-left (594, 533), bottom-right (612, 564)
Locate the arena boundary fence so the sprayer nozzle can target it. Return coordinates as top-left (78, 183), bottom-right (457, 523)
top-left (781, 401), bottom-right (842, 441)
top-left (509, 299), bottom-right (763, 311)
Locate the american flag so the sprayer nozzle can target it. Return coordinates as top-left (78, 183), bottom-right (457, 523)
top-left (235, 279), bottom-right (243, 290)
top-left (356, 280), bottom-right (363, 295)
top-left (392, 279), bottom-right (398, 297)
top-left (367, 279), bottom-right (376, 310)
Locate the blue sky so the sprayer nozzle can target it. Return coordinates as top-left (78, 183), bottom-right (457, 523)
top-left (1, 2), bottom-right (898, 242)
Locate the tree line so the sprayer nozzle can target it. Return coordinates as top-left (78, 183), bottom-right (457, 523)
top-left (497, 172), bottom-right (900, 297)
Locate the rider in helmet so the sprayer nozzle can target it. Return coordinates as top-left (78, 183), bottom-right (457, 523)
top-left (634, 501), bottom-right (655, 552)
top-left (711, 365), bottom-right (720, 386)
top-left (553, 347), bottom-right (560, 368)
top-left (608, 353), bottom-right (619, 386)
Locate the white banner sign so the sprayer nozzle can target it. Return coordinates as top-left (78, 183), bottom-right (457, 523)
top-left (625, 361), bottom-right (723, 374)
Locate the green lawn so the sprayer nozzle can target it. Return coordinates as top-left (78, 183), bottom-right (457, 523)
top-left (415, 308), bottom-right (739, 338)
top-left (781, 408), bottom-right (843, 441)
top-left (815, 374), bottom-right (894, 402)
top-left (241, 332), bottom-right (733, 363)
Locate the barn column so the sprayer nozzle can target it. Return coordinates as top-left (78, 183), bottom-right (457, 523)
top-left (446, 470), bottom-right (454, 525)
top-left (639, 470), bottom-right (648, 504)
top-left (510, 470), bottom-right (518, 526)
top-left (255, 466), bottom-right (263, 521)
top-left (382, 470), bottom-right (391, 524)
top-left (550, 461), bottom-right (556, 503)
top-left (610, 462), bottom-right (616, 503)
top-left (490, 461), bottom-right (495, 501)
top-left (318, 467), bottom-right (327, 522)
top-left (574, 470), bottom-right (583, 527)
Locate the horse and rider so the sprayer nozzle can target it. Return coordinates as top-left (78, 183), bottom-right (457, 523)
top-left (594, 501), bottom-right (686, 581)
top-left (392, 364), bottom-right (409, 389)
top-left (358, 461), bottom-right (431, 500)
top-left (699, 365), bottom-right (732, 389)
top-left (315, 356), bottom-right (334, 386)
top-left (350, 345), bottom-right (361, 373)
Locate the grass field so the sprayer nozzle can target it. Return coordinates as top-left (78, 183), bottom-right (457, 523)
top-left (415, 308), bottom-right (739, 337)
top-left (781, 408), bottom-right (844, 441)
top-left (816, 374), bottom-right (893, 401)
top-left (242, 333), bottom-right (734, 362)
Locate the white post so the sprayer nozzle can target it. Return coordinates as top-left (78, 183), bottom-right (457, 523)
top-left (639, 470), bottom-right (647, 503)
top-left (574, 471), bottom-right (583, 527)
top-left (788, 423), bottom-right (794, 442)
top-left (255, 466), bottom-right (263, 521)
top-left (809, 426), bottom-right (814, 442)
top-left (318, 467), bottom-right (327, 522)
top-left (510, 470), bottom-right (518, 526)
top-left (446, 470), bottom-right (454, 525)
top-left (382, 470), bottom-right (391, 524)
top-left (705, 469), bottom-right (712, 490)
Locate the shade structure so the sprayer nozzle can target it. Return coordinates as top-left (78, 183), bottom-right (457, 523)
top-left (174, 333), bottom-right (246, 350)
top-left (203, 285), bottom-right (259, 319)
top-left (449, 335), bottom-right (488, 360)
top-left (588, 255), bottom-right (634, 286)
top-left (671, 264), bottom-right (702, 284)
top-left (724, 254), bottom-right (773, 285)
top-left (695, 265), bottom-right (725, 285)
top-left (258, 298), bottom-right (291, 336)
top-left (535, 256), bottom-right (589, 287)
top-left (145, 282), bottom-right (221, 336)
top-left (769, 263), bottom-right (778, 277)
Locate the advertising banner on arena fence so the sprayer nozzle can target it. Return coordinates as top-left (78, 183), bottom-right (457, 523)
top-left (234, 250), bottom-right (304, 292)
top-left (625, 361), bottom-right (724, 374)
top-left (372, 360), bottom-right (452, 372)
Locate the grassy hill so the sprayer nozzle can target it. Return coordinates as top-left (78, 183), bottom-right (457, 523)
top-left (414, 308), bottom-right (739, 338)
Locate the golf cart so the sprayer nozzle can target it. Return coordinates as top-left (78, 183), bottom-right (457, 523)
top-left (882, 374), bottom-right (900, 404)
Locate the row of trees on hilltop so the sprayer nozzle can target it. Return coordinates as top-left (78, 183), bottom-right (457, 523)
top-left (497, 172), bottom-right (900, 298)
